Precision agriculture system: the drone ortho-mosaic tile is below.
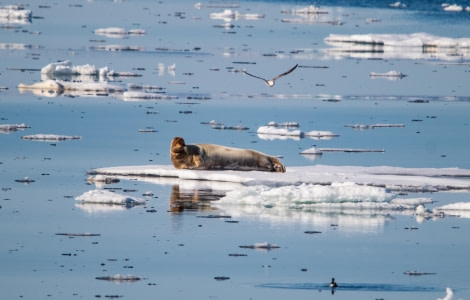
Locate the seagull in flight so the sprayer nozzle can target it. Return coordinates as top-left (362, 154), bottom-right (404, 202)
top-left (242, 64), bottom-right (298, 87)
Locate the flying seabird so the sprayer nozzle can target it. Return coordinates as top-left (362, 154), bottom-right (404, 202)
top-left (242, 64), bottom-right (298, 87)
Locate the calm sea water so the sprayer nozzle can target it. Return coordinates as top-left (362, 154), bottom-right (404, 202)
top-left (1, 0), bottom-right (469, 299)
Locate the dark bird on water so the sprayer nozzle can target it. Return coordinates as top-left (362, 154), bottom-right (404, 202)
top-left (330, 278), bottom-right (338, 288)
top-left (242, 64), bottom-right (298, 87)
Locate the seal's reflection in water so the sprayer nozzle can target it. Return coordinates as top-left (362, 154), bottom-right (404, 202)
top-left (169, 185), bottom-right (227, 212)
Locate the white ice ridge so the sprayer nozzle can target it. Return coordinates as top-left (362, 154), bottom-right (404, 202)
top-left (90, 164), bottom-right (470, 193)
top-left (75, 189), bottom-right (145, 205)
top-left (325, 33), bottom-right (470, 48)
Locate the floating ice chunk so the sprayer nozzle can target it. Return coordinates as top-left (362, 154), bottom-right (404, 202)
top-left (76, 189), bottom-right (145, 206)
top-left (239, 242), bottom-right (280, 250)
top-left (210, 9), bottom-right (263, 21)
top-left (18, 80), bottom-right (125, 95)
top-left (304, 130), bottom-right (339, 138)
top-left (434, 202), bottom-right (470, 217)
top-left (388, 2), bottom-right (407, 8)
top-left (314, 148), bottom-right (385, 153)
top-left (370, 71), bottom-right (406, 79)
top-left (299, 147), bottom-right (322, 155)
top-left (435, 202), bottom-right (470, 210)
top-left (94, 27), bottom-right (147, 38)
top-left (257, 126), bottom-right (337, 140)
top-left (21, 134), bottom-right (81, 141)
top-left (257, 126), bottom-right (302, 136)
top-left (267, 121), bottom-right (299, 128)
top-left (218, 182), bottom-right (395, 206)
top-left (346, 123), bottom-right (405, 130)
top-left (325, 33), bottom-right (470, 48)
top-left (90, 44), bottom-right (146, 52)
top-left (282, 5), bottom-right (328, 15)
top-left (95, 274), bottom-right (142, 282)
top-left (121, 91), bottom-right (178, 101)
top-left (0, 123), bottom-right (30, 134)
top-left (40, 60), bottom-right (138, 78)
top-left (443, 4), bottom-right (463, 11)
top-left (0, 5), bottom-right (32, 19)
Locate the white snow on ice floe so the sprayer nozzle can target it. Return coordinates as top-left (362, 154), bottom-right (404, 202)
top-left (281, 5), bottom-right (328, 15)
top-left (0, 123), bottom-right (30, 134)
top-left (76, 189), bottom-right (145, 205)
top-left (18, 80), bottom-right (125, 97)
top-left (21, 134), bottom-right (81, 141)
top-left (210, 9), bottom-right (264, 21)
top-left (434, 202), bottom-right (470, 218)
top-left (94, 27), bottom-right (146, 38)
top-left (257, 125), bottom-right (338, 141)
top-left (41, 60), bottom-right (139, 78)
top-left (325, 33), bottom-right (470, 60)
top-left (301, 147), bottom-right (385, 154)
top-left (90, 164), bottom-right (470, 229)
top-left (91, 164), bottom-right (470, 193)
top-left (325, 33), bottom-right (470, 48)
top-left (370, 71), bottom-right (406, 80)
top-left (345, 123), bottom-right (405, 130)
top-left (0, 5), bottom-right (31, 20)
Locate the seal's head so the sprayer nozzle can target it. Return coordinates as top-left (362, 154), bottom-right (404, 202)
top-left (171, 137), bottom-right (186, 153)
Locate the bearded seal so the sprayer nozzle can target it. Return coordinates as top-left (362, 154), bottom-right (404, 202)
top-left (170, 137), bottom-right (286, 172)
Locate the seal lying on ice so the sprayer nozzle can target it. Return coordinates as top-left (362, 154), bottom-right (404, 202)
top-left (170, 137), bottom-right (286, 173)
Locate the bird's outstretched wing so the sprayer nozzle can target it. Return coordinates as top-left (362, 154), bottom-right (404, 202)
top-left (242, 70), bottom-right (267, 82)
top-left (271, 64), bottom-right (298, 81)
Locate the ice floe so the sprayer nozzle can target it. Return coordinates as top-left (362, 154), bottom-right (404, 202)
top-left (90, 164), bottom-right (470, 193)
top-left (0, 4), bottom-right (32, 23)
top-left (301, 147), bottom-right (385, 154)
top-left (76, 189), bottom-right (145, 206)
top-left (324, 33), bottom-right (470, 60)
top-left (441, 3), bottom-right (470, 12)
top-left (93, 27), bottom-right (146, 38)
top-left (389, 2), bottom-right (407, 8)
top-left (257, 125), bottom-right (338, 141)
top-left (40, 60), bottom-right (140, 79)
top-left (194, 2), bottom-right (240, 9)
top-left (281, 5), bottom-right (328, 15)
top-left (239, 242), bottom-right (280, 250)
top-left (21, 134), bottom-right (81, 141)
top-left (95, 274), bottom-right (142, 283)
top-left (370, 71), bottom-right (406, 80)
top-left (210, 9), bottom-right (264, 22)
top-left (88, 164), bottom-right (470, 230)
top-left (0, 123), bottom-right (30, 134)
top-left (18, 80), bottom-right (125, 97)
top-left (345, 123), bottom-right (405, 130)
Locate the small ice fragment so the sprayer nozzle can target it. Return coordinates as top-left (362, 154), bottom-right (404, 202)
top-left (75, 189), bottom-right (145, 206)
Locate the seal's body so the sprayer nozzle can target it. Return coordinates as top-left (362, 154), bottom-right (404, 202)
top-left (170, 137), bottom-right (286, 173)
